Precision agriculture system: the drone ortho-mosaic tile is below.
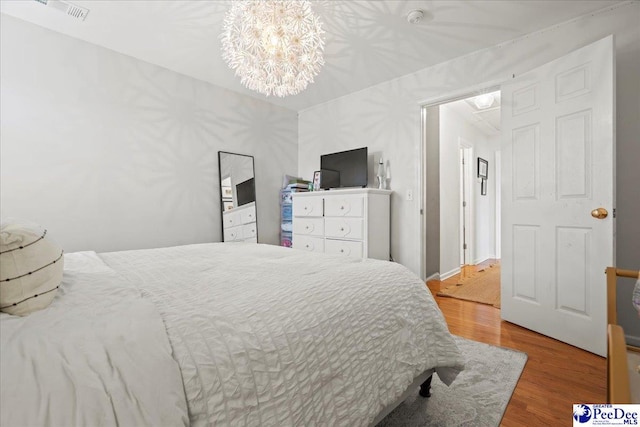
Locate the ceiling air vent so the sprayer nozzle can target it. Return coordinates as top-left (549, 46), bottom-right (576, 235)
top-left (33, 0), bottom-right (90, 21)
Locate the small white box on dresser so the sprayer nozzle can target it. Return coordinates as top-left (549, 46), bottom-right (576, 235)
top-left (292, 188), bottom-right (391, 260)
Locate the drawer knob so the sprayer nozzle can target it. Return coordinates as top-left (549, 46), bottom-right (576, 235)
top-left (340, 249), bottom-right (344, 253)
top-left (340, 227), bottom-right (344, 231)
top-left (340, 206), bottom-right (345, 210)
top-left (305, 226), bottom-right (309, 230)
top-left (304, 207), bottom-right (308, 210)
top-left (305, 244), bottom-right (310, 248)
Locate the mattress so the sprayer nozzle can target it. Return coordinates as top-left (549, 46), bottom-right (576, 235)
top-left (0, 251), bottom-right (189, 426)
top-left (1, 243), bottom-right (463, 426)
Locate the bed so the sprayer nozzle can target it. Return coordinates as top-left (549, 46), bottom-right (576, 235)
top-left (0, 243), bottom-right (464, 426)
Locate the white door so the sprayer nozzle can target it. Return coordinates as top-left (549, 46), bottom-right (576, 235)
top-left (459, 145), bottom-right (473, 266)
top-left (501, 36), bottom-right (614, 357)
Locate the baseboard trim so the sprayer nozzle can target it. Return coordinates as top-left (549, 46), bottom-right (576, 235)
top-left (472, 255), bottom-right (497, 265)
top-left (626, 333), bottom-right (640, 348)
top-left (440, 267), bottom-right (461, 281)
top-left (425, 272), bottom-right (440, 282)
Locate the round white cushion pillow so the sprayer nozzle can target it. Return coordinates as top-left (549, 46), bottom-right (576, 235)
top-left (0, 222), bottom-right (63, 316)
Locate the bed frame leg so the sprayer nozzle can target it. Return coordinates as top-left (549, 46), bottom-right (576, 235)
top-left (419, 375), bottom-right (432, 398)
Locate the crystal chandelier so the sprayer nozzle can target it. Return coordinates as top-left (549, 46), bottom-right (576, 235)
top-left (221, 1), bottom-right (325, 98)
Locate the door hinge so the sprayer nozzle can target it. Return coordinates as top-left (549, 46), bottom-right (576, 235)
top-left (613, 208), bottom-right (616, 218)
top-left (420, 208), bottom-right (424, 215)
top-left (463, 201), bottom-right (466, 207)
top-left (463, 243), bottom-right (467, 250)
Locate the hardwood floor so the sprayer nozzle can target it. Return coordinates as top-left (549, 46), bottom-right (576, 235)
top-left (428, 265), bottom-right (606, 426)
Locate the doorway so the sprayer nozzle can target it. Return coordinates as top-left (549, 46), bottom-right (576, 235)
top-left (421, 37), bottom-right (615, 356)
top-left (425, 91), bottom-right (501, 280)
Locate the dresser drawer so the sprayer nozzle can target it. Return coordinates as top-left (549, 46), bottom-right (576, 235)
top-left (293, 197), bottom-right (323, 217)
top-left (224, 225), bottom-right (243, 241)
top-left (293, 235), bottom-right (324, 253)
top-left (324, 196), bottom-right (364, 217)
top-left (240, 205), bottom-right (256, 224)
top-left (293, 218), bottom-right (324, 236)
top-left (242, 223), bottom-right (257, 239)
top-left (325, 218), bottom-right (363, 240)
top-left (325, 239), bottom-right (363, 258)
top-left (223, 211), bottom-right (242, 229)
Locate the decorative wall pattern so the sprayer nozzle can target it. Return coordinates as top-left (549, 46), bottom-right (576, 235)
top-left (0, 15), bottom-right (298, 252)
top-left (1, 1), bottom-right (616, 112)
top-left (298, 2), bottom-right (640, 347)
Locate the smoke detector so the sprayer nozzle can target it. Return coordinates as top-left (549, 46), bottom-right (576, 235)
top-left (34, 0), bottom-right (90, 21)
top-left (406, 9), bottom-right (424, 24)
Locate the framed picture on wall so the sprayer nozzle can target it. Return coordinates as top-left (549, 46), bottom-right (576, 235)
top-left (477, 157), bottom-right (488, 179)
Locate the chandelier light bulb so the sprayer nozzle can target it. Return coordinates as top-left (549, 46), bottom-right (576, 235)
top-left (221, 0), bottom-right (326, 98)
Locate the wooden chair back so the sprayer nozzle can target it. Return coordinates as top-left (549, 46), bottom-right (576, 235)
top-left (605, 267), bottom-right (639, 404)
top-left (607, 324), bottom-right (632, 403)
top-left (606, 267), bottom-right (639, 325)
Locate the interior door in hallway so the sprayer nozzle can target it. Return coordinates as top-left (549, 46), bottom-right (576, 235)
top-left (501, 36), bottom-right (615, 357)
top-left (459, 145), bottom-right (473, 267)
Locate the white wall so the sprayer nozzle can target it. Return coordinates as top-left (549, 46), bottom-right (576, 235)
top-left (298, 1), bottom-right (640, 345)
top-left (0, 15), bottom-right (298, 252)
top-left (439, 102), bottom-right (498, 278)
top-left (474, 134), bottom-right (500, 263)
top-left (423, 106), bottom-right (440, 278)
top-left (298, 2), bottom-right (640, 279)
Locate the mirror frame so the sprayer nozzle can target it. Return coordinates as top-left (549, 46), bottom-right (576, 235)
top-left (218, 151), bottom-right (258, 242)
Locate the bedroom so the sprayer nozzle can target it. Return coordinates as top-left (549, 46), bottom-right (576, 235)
top-left (1, 0), bottom-right (639, 426)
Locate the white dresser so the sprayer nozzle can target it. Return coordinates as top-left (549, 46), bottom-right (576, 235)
top-left (292, 189), bottom-right (391, 260)
top-left (222, 202), bottom-right (257, 243)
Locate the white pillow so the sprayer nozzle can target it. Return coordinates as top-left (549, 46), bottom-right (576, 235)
top-left (0, 222), bottom-right (63, 316)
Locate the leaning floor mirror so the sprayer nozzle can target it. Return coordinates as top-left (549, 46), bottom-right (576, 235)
top-left (218, 151), bottom-right (258, 243)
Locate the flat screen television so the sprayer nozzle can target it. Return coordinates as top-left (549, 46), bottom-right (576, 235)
top-left (236, 177), bottom-right (255, 206)
top-left (320, 147), bottom-right (368, 188)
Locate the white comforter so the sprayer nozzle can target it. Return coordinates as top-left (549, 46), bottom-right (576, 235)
top-left (1, 243), bottom-right (463, 426)
top-left (0, 252), bottom-right (188, 427)
top-left (100, 243), bottom-right (463, 426)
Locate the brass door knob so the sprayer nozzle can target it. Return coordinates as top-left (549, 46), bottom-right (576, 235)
top-left (591, 208), bottom-right (608, 219)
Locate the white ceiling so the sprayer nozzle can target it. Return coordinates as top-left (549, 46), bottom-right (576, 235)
top-left (463, 91), bottom-right (501, 134)
top-left (444, 92), bottom-right (502, 141)
top-left (1, 0), bottom-right (620, 111)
